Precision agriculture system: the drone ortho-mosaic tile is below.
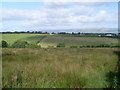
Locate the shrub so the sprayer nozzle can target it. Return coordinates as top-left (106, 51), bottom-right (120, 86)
top-left (86, 45), bottom-right (91, 48)
top-left (57, 43), bottom-right (65, 47)
top-left (99, 44), bottom-right (105, 47)
top-left (70, 46), bottom-right (78, 48)
top-left (12, 40), bottom-right (29, 48)
top-left (1, 40), bottom-right (8, 48)
top-left (79, 45), bottom-right (83, 48)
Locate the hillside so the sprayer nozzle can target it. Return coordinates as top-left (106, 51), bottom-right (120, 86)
top-left (39, 35), bottom-right (118, 48)
top-left (2, 34), bottom-right (119, 48)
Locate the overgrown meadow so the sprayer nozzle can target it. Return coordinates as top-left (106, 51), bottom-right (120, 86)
top-left (2, 48), bottom-right (119, 88)
top-left (2, 34), bottom-right (120, 88)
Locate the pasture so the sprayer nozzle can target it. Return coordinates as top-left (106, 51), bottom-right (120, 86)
top-left (39, 35), bottom-right (118, 48)
top-left (2, 48), bottom-right (119, 88)
top-left (2, 34), bottom-right (47, 45)
top-left (2, 34), bottom-right (119, 48)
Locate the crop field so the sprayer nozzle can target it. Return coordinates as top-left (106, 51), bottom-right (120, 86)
top-left (39, 35), bottom-right (118, 48)
top-left (2, 48), bottom-right (119, 88)
top-left (2, 34), bottom-right (119, 48)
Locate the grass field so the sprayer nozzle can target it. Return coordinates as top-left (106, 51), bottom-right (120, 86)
top-left (2, 34), bottom-right (119, 48)
top-left (39, 35), bottom-right (118, 48)
top-left (2, 34), bottom-right (47, 45)
top-left (2, 48), bottom-right (119, 88)
top-left (2, 34), bottom-right (120, 88)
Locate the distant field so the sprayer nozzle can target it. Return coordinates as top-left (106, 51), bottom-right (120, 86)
top-left (2, 48), bottom-right (119, 88)
top-left (2, 34), bottom-right (47, 45)
top-left (2, 34), bottom-right (118, 48)
top-left (39, 35), bottom-right (118, 48)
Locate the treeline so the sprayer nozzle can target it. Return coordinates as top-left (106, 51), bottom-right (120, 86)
top-left (1, 31), bottom-right (49, 34)
top-left (1, 31), bottom-right (119, 38)
top-left (1, 40), bottom-right (120, 48)
top-left (57, 43), bottom-right (120, 48)
top-left (1, 40), bottom-right (41, 48)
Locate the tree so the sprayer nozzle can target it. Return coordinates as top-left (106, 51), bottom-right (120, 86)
top-left (52, 32), bottom-right (55, 34)
top-left (72, 32), bottom-right (74, 35)
top-left (78, 32), bottom-right (80, 35)
top-left (1, 40), bottom-right (8, 48)
top-left (12, 40), bottom-right (29, 48)
top-left (70, 46), bottom-right (78, 48)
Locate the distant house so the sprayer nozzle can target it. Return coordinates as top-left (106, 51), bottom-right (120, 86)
top-left (98, 35), bottom-right (101, 37)
top-left (106, 34), bottom-right (113, 37)
top-left (105, 33), bottom-right (117, 37)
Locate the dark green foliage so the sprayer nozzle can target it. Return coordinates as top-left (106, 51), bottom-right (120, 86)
top-left (1, 40), bottom-right (8, 48)
top-left (86, 45), bottom-right (91, 48)
top-left (113, 51), bottom-right (120, 88)
top-left (12, 40), bottom-right (29, 48)
top-left (79, 44), bottom-right (112, 48)
top-left (106, 71), bottom-right (117, 88)
top-left (70, 46), bottom-right (78, 48)
top-left (57, 43), bottom-right (65, 47)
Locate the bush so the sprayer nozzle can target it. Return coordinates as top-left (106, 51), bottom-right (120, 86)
top-left (12, 40), bottom-right (29, 48)
top-left (86, 45), bottom-right (91, 48)
top-left (99, 44), bottom-right (105, 47)
top-left (57, 43), bottom-right (65, 47)
top-left (79, 45), bottom-right (83, 48)
top-left (91, 45), bottom-right (96, 48)
top-left (1, 40), bottom-right (8, 48)
top-left (95, 44), bottom-right (110, 48)
top-left (70, 46), bottom-right (78, 48)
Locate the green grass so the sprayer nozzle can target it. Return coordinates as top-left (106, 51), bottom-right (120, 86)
top-left (39, 35), bottom-right (118, 47)
top-left (2, 48), bottom-right (118, 88)
top-left (2, 34), bottom-right (119, 88)
top-left (2, 34), bottom-right (47, 45)
top-left (2, 34), bottom-right (118, 48)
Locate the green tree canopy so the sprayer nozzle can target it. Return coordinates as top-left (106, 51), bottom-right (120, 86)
top-left (12, 40), bottom-right (29, 48)
top-left (1, 40), bottom-right (8, 48)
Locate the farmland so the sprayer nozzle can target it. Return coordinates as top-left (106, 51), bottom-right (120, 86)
top-left (2, 34), bottom-right (119, 48)
top-left (2, 48), bottom-right (119, 88)
top-left (2, 34), bottom-right (47, 45)
top-left (1, 0), bottom-right (119, 88)
top-left (39, 35), bottom-right (118, 48)
top-left (2, 33), bottom-right (120, 88)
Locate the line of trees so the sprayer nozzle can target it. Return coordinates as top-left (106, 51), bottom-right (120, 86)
top-left (1, 31), bottom-right (49, 34)
top-left (1, 31), bottom-right (119, 37)
top-left (0, 40), bottom-right (41, 48)
top-left (56, 43), bottom-right (120, 48)
top-left (1, 40), bottom-right (120, 48)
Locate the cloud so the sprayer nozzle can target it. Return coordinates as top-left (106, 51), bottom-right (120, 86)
top-left (3, 7), bottom-right (116, 21)
top-left (1, 1), bottom-right (118, 32)
top-left (44, 0), bottom-right (119, 3)
top-left (2, 0), bottom-right (119, 2)
top-left (2, 8), bottom-right (47, 21)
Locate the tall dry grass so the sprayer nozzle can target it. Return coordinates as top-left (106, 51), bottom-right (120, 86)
top-left (2, 48), bottom-right (118, 88)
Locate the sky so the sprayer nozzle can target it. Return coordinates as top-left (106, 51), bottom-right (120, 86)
top-left (0, 0), bottom-right (119, 33)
